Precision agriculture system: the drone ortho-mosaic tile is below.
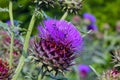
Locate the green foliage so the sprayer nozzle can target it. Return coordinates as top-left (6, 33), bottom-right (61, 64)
top-left (0, 0), bottom-right (120, 29)
top-left (82, 0), bottom-right (120, 30)
top-left (0, 0), bottom-right (120, 31)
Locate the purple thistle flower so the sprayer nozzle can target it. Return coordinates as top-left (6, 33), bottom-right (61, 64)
top-left (83, 13), bottom-right (96, 24)
top-left (6, 20), bottom-right (11, 27)
top-left (87, 24), bottom-right (98, 31)
top-left (6, 20), bottom-right (21, 27)
top-left (99, 69), bottom-right (120, 79)
top-left (0, 31), bottom-right (22, 66)
top-left (78, 64), bottom-right (90, 78)
top-left (33, 19), bottom-right (83, 76)
top-left (38, 19), bottom-right (83, 52)
top-left (0, 58), bottom-right (12, 79)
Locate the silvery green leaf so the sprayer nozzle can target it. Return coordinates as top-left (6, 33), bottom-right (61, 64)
top-left (114, 63), bottom-right (120, 68)
top-left (0, 7), bottom-right (8, 12)
top-left (0, 21), bottom-right (11, 35)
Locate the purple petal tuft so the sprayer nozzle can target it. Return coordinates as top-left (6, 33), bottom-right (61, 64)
top-left (83, 13), bottom-right (96, 23)
top-left (38, 19), bottom-right (83, 52)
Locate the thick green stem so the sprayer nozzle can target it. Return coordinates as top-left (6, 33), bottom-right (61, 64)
top-left (38, 74), bottom-right (42, 80)
top-left (9, 1), bottom-right (14, 26)
top-left (9, 32), bottom-right (14, 67)
top-left (12, 14), bottom-right (36, 80)
top-left (82, 30), bottom-right (92, 37)
top-left (61, 11), bottom-right (68, 20)
top-left (9, 1), bottom-right (14, 68)
top-left (89, 65), bottom-right (100, 77)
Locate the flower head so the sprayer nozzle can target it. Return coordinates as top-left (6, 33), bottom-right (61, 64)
top-left (99, 69), bottom-right (120, 80)
top-left (6, 20), bottom-right (11, 26)
top-left (0, 58), bottom-right (11, 79)
top-left (6, 20), bottom-right (21, 27)
top-left (58, 0), bottom-right (83, 14)
top-left (38, 19), bottom-right (83, 52)
top-left (3, 37), bottom-right (22, 57)
top-left (116, 21), bottom-right (120, 33)
top-left (72, 15), bottom-right (81, 25)
top-left (87, 24), bottom-right (98, 31)
top-left (0, 31), bottom-right (22, 65)
top-left (33, 19), bottom-right (83, 76)
top-left (78, 64), bottom-right (90, 78)
top-left (112, 49), bottom-right (120, 69)
top-left (34, 0), bottom-right (56, 9)
top-left (83, 13), bottom-right (96, 24)
top-left (103, 23), bottom-right (110, 30)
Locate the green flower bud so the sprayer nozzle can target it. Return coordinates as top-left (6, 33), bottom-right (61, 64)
top-left (58, 0), bottom-right (83, 14)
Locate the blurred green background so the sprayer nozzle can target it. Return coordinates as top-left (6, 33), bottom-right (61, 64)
top-left (0, 0), bottom-right (120, 30)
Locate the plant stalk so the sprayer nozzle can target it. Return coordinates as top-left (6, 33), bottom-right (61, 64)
top-left (82, 30), bottom-right (92, 37)
top-left (89, 65), bottom-right (100, 77)
top-left (61, 11), bottom-right (68, 20)
top-left (9, 1), bottom-right (14, 68)
top-left (12, 14), bottom-right (36, 80)
top-left (38, 74), bottom-right (42, 80)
